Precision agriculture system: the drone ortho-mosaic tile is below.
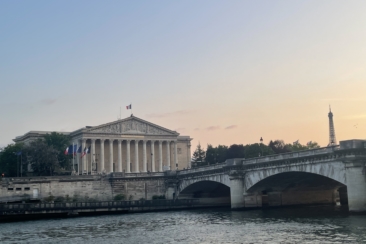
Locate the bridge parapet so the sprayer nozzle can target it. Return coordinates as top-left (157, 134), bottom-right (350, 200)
top-left (227, 146), bottom-right (340, 167)
top-left (177, 164), bottom-right (225, 176)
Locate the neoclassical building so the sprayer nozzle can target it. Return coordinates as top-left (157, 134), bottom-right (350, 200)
top-left (13, 115), bottom-right (192, 174)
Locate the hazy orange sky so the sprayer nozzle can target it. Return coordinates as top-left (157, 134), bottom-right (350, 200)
top-left (1, 1), bottom-right (366, 152)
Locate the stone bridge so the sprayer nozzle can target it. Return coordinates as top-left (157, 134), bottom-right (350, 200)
top-left (166, 139), bottom-right (366, 212)
top-left (2, 139), bottom-right (365, 213)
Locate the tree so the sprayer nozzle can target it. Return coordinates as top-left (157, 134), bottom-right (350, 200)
top-left (23, 139), bottom-right (60, 176)
top-left (43, 132), bottom-right (71, 170)
top-left (0, 143), bottom-right (24, 177)
top-left (268, 140), bottom-right (292, 154)
top-left (226, 144), bottom-right (245, 159)
top-left (216, 145), bottom-right (229, 163)
top-left (244, 143), bottom-right (274, 159)
top-left (192, 143), bottom-right (206, 163)
top-left (268, 139), bottom-right (321, 154)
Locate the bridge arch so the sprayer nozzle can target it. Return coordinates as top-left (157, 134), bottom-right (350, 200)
top-left (177, 174), bottom-right (230, 197)
top-left (245, 161), bottom-right (346, 191)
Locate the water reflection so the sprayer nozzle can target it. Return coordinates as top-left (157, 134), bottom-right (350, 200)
top-left (0, 206), bottom-right (365, 243)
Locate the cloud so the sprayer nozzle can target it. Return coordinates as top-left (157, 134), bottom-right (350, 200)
top-left (40, 98), bottom-right (57, 105)
top-left (174, 127), bottom-right (185, 132)
top-left (225, 125), bottom-right (238, 130)
top-left (146, 110), bottom-right (193, 118)
top-left (206, 126), bottom-right (220, 131)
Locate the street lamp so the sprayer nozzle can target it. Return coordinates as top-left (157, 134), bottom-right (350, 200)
top-left (259, 137), bottom-right (263, 157)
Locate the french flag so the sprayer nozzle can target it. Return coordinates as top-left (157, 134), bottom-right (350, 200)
top-left (76, 146), bottom-right (82, 156)
top-left (65, 145), bottom-right (78, 155)
top-left (64, 146), bottom-right (69, 155)
top-left (126, 104), bottom-right (132, 109)
top-left (81, 146), bottom-right (91, 158)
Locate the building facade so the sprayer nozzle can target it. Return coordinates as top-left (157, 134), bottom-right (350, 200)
top-left (13, 115), bottom-right (192, 174)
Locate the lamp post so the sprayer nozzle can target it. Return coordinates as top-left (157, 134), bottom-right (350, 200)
top-left (259, 137), bottom-right (263, 157)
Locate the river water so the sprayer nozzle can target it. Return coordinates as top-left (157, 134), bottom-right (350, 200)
top-left (0, 206), bottom-right (365, 244)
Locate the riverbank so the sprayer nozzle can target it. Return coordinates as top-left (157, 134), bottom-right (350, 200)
top-left (0, 199), bottom-right (231, 222)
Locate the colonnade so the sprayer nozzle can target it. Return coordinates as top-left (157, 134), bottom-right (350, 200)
top-left (73, 139), bottom-right (178, 174)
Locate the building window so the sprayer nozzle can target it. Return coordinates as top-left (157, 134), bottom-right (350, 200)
top-left (178, 148), bottom-right (182, 154)
top-left (16, 188), bottom-right (22, 191)
top-left (7, 188), bottom-right (13, 191)
top-left (24, 187), bottom-right (30, 191)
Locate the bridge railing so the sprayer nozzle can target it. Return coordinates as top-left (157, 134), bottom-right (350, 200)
top-left (239, 146), bottom-right (339, 165)
top-left (177, 163), bottom-right (225, 176)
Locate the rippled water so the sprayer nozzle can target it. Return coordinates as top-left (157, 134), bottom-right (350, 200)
top-left (0, 206), bottom-right (365, 243)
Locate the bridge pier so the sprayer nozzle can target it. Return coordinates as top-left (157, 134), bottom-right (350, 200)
top-left (345, 160), bottom-right (366, 212)
top-left (229, 173), bottom-right (245, 209)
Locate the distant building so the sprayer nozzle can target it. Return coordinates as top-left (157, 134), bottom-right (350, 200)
top-left (328, 106), bottom-right (337, 146)
top-left (13, 115), bottom-right (192, 174)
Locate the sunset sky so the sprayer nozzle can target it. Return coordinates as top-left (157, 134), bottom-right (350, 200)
top-left (1, 1), bottom-right (366, 152)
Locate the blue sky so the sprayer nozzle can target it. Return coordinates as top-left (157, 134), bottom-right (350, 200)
top-left (1, 1), bottom-right (366, 150)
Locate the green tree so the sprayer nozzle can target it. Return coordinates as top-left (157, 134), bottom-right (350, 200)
top-left (206, 144), bottom-right (228, 164)
top-left (23, 139), bottom-right (60, 176)
top-left (192, 143), bottom-right (206, 163)
top-left (226, 144), bottom-right (245, 159)
top-left (244, 143), bottom-right (274, 159)
top-left (43, 132), bottom-right (71, 170)
top-left (268, 140), bottom-right (292, 154)
top-left (269, 140), bottom-right (321, 153)
top-left (0, 143), bottom-right (24, 177)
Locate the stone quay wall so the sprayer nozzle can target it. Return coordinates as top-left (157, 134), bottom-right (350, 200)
top-left (0, 174), bottom-right (166, 203)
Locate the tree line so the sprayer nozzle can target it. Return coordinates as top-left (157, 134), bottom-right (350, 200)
top-left (0, 132), bottom-right (71, 177)
top-left (191, 140), bottom-right (320, 167)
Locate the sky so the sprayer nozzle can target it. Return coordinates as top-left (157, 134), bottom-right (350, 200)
top-left (1, 0), bottom-right (366, 152)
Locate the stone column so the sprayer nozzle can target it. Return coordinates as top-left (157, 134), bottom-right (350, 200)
top-left (100, 139), bottom-right (105, 173)
top-left (151, 141), bottom-right (155, 172)
top-left (73, 140), bottom-right (78, 174)
top-left (142, 140), bottom-right (147, 172)
top-left (166, 141), bottom-right (171, 170)
top-left (229, 172), bottom-right (245, 209)
top-left (159, 141), bottom-right (163, 172)
top-left (174, 141), bottom-right (178, 170)
top-left (91, 139), bottom-right (96, 174)
top-left (82, 139), bottom-right (86, 173)
top-left (345, 160), bottom-right (366, 212)
top-left (188, 142), bottom-right (191, 169)
top-left (109, 139), bottom-right (114, 173)
top-left (117, 140), bottom-right (122, 172)
top-left (126, 140), bottom-right (131, 173)
top-left (134, 140), bottom-right (139, 172)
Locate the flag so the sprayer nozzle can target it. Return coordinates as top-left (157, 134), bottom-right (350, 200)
top-left (64, 146), bottom-right (69, 155)
top-left (126, 104), bottom-right (132, 109)
top-left (73, 145), bottom-right (78, 155)
top-left (65, 145), bottom-right (78, 155)
top-left (81, 146), bottom-right (90, 158)
top-left (77, 146), bottom-right (82, 154)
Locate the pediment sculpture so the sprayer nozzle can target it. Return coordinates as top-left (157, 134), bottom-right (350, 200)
top-left (88, 119), bottom-right (174, 135)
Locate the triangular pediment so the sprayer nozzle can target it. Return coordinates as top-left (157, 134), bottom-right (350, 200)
top-left (85, 116), bottom-right (179, 136)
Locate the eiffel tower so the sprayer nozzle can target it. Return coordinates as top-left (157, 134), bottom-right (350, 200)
top-left (328, 106), bottom-right (337, 146)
